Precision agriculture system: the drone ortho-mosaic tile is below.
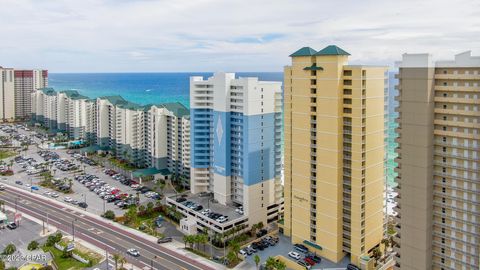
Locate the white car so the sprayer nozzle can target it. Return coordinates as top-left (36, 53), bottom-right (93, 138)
top-left (50, 192), bottom-right (59, 198)
top-left (127, 248), bottom-right (140, 257)
top-left (288, 251), bottom-right (300, 260)
top-left (64, 197), bottom-right (72, 203)
top-left (216, 216), bottom-right (228, 223)
top-left (239, 249), bottom-right (247, 256)
top-left (288, 251), bottom-right (301, 260)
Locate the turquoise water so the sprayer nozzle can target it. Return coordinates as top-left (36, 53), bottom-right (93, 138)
top-left (49, 72), bottom-right (398, 185)
top-left (49, 72), bottom-right (283, 107)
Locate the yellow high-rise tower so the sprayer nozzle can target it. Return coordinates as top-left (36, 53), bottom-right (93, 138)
top-left (284, 45), bottom-right (387, 265)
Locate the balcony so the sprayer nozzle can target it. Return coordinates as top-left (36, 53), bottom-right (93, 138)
top-left (434, 73), bottom-right (480, 80)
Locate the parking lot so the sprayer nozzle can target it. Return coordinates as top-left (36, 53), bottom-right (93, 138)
top-left (0, 210), bottom-right (44, 251)
top-left (241, 234), bottom-right (352, 270)
top-left (0, 125), bottom-right (162, 217)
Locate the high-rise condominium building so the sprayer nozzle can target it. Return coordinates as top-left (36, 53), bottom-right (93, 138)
top-left (190, 72), bottom-right (283, 226)
top-left (283, 46), bottom-right (387, 265)
top-left (394, 52), bottom-right (479, 270)
top-left (15, 69), bottom-right (48, 119)
top-left (0, 67), bottom-right (15, 121)
top-left (31, 88), bottom-right (190, 177)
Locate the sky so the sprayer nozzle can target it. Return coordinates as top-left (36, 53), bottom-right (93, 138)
top-left (0, 0), bottom-right (479, 72)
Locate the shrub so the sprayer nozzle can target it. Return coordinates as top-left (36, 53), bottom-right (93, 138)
top-left (2, 244), bottom-right (16, 255)
top-left (27, 241), bottom-right (39, 251)
top-left (103, 210), bottom-right (115, 220)
top-left (46, 232), bottom-right (63, 246)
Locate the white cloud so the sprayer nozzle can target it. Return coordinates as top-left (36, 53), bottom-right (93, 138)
top-left (0, 0), bottom-right (478, 72)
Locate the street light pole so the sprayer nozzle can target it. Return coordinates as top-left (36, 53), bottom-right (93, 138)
top-left (72, 218), bottom-right (77, 241)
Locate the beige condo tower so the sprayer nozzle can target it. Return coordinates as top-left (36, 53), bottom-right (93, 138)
top-left (394, 52), bottom-right (479, 270)
top-left (283, 45), bottom-right (387, 265)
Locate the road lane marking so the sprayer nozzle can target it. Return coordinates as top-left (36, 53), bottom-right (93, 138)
top-left (1, 189), bottom-right (208, 270)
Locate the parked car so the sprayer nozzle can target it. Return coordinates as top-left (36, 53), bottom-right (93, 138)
top-left (347, 264), bottom-right (361, 270)
top-left (7, 222), bottom-right (17, 230)
top-left (294, 243), bottom-right (309, 253)
top-left (297, 260), bottom-right (311, 270)
top-left (175, 197), bottom-right (187, 203)
top-left (288, 251), bottom-right (301, 260)
top-left (0, 184), bottom-right (5, 190)
top-left (239, 249), bottom-right (248, 256)
top-left (78, 202), bottom-right (88, 208)
top-left (304, 257), bottom-right (315, 266)
top-left (157, 237), bottom-right (173, 244)
top-left (15, 180), bottom-right (23, 185)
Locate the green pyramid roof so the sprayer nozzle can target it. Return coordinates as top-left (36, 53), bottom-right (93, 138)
top-left (315, 45), bottom-right (350, 56)
top-left (289, 47), bottom-right (317, 57)
top-left (40, 88), bottom-right (56, 96)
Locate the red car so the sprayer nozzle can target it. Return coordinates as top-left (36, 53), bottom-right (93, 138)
top-left (116, 193), bottom-right (128, 199)
top-left (111, 189), bottom-right (120, 195)
top-left (304, 257), bottom-right (315, 266)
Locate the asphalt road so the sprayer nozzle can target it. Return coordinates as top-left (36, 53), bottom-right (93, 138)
top-left (0, 186), bottom-right (216, 270)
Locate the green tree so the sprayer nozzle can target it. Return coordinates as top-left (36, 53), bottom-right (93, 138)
top-left (61, 246), bottom-right (70, 258)
top-left (254, 254), bottom-right (261, 270)
top-left (228, 240), bottom-right (240, 261)
top-left (138, 205), bottom-right (146, 213)
top-left (372, 247), bottom-right (382, 265)
top-left (27, 240), bottom-right (39, 251)
top-left (124, 205), bottom-right (138, 224)
top-left (381, 238), bottom-right (389, 260)
top-left (2, 244), bottom-right (15, 255)
top-left (146, 202), bottom-right (154, 214)
top-left (0, 259), bottom-right (5, 270)
top-left (226, 251), bottom-right (236, 266)
top-left (119, 256), bottom-right (127, 269)
top-left (264, 257), bottom-right (285, 270)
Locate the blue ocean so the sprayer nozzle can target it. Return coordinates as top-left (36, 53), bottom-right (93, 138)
top-left (49, 72), bottom-right (284, 107)
top-left (49, 72), bottom-right (398, 185)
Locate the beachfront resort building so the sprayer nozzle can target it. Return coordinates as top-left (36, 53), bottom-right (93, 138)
top-left (0, 67), bottom-right (48, 121)
top-left (166, 72), bottom-right (283, 234)
top-left (283, 45), bottom-right (388, 266)
top-left (15, 69), bottom-right (48, 119)
top-left (31, 88), bottom-right (191, 178)
top-left (394, 51), bottom-right (479, 270)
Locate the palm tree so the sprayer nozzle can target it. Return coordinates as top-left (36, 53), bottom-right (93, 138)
top-left (265, 257), bottom-right (277, 270)
top-left (229, 240), bottom-right (240, 261)
top-left (381, 238), bottom-right (389, 260)
top-left (112, 253), bottom-right (120, 270)
top-left (254, 254), bottom-right (261, 270)
top-left (119, 256), bottom-right (127, 269)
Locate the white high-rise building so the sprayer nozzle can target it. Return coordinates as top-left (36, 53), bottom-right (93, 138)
top-left (189, 72), bottom-right (283, 227)
top-left (15, 69), bottom-right (48, 119)
top-left (0, 67), bottom-right (15, 121)
top-left (31, 88), bottom-right (190, 176)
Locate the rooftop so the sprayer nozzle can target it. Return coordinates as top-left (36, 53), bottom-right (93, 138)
top-left (290, 45), bottom-right (350, 57)
top-left (60, 90), bottom-right (89, 100)
top-left (186, 193), bottom-right (242, 220)
top-left (315, 45), bottom-right (350, 56)
top-left (39, 87), bottom-right (57, 96)
top-left (289, 47), bottom-right (317, 57)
